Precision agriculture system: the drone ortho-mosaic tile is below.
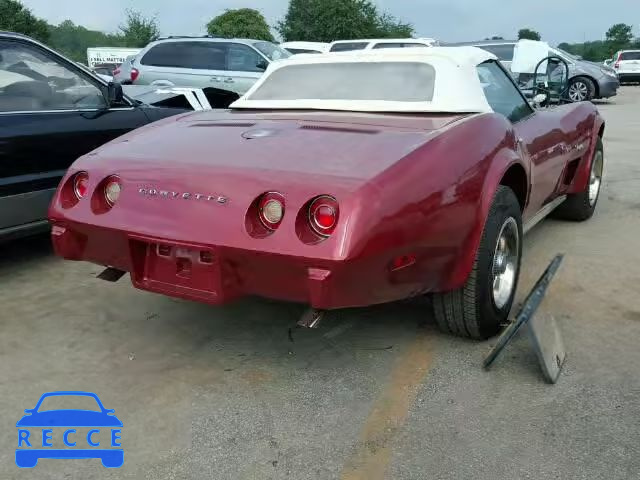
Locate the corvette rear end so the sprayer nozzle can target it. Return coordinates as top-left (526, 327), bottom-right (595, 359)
top-left (48, 109), bottom-right (468, 310)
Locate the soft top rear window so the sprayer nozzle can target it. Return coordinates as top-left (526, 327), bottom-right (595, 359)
top-left (246, 62), bottom-right (435, 102)
top-left (620, 51), bottom-right (640, 60)
top-left (329, 42), bottom-right (368, 52)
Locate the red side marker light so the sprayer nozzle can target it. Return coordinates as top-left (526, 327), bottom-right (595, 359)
top-left (390, 254), bottom-right (417, 272)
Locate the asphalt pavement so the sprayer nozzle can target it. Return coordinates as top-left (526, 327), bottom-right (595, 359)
top-left (1, 87), bottom-right (639, 480)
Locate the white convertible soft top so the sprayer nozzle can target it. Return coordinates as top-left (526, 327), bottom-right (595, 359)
top-left (231, 47), bottom-right (497, 114)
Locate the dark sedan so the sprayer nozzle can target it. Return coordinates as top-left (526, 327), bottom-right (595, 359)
top-left (0, 32), bottom-right (194, 241)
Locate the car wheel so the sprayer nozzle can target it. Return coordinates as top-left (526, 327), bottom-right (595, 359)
top-left (568, 76), bottom-right (596, 102)
top-left (553, 137), bottom-right (604, 221)
top-left (432, 186), bottom-right (522, 339)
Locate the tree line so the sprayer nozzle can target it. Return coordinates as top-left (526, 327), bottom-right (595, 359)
top-left (0, 0), bottom-right (161, 62)
top-left (1, 0), bottom-right (638, 64)
top-left (560, 24), bottom-right (640, 61)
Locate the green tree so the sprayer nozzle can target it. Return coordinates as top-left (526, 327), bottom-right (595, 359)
top-left (374, 12), bottom-right (413, 38)
top-left (49, 20), bottom-right (124, 63)
top-left (0, 0), bottom-right (50, 42)
top-left (119, 9), bottom-right (160, 48)
top-left (606, 23), bottom-right (633, 45)
top-left (518, 28), bottom-right (541, 41)
top-left (277, 0), bottom-right (413, 42)
top-left (206, 8), bottom-right (274, 41)
top-left (605, 23), bottom-right (633, 56)
top-left (556, 40), bottom-right (611, 62)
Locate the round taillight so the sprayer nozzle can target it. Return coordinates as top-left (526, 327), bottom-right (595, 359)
top-left (130, 68), bottom-right (140, 82)
top-left (258, 192), bottom-right (285, 229)
top-left (73, 172), bottom-right (89, 199)
top-left (104, 176), bottom-right (122, 206)
top-left (309, 196), bottom-right (339, 236)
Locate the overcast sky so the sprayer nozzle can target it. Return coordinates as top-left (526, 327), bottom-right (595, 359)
top-left (23, 0), bottom-right (639, 45)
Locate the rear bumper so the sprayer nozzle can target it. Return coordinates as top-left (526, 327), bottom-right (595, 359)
top-left (618, 73), bottom-right (640, 83)
top-left (597, 77), bottom-right (620, 98)
top-left (51, 222), bottom-right (442, 310)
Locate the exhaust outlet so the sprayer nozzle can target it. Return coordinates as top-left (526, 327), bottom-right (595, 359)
top-left (297, 308), bottom-right (325, 329)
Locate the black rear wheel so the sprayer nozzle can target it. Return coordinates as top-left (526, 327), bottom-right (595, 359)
top-left (432, 186), bottom-right (522, 339)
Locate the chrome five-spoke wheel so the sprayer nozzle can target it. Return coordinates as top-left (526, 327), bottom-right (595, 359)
top-left (589, 149), bottom-right (604, 206)
top-left (492, 217), bottom-right (520, 310)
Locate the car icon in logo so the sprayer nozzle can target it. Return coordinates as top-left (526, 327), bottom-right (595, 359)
top-left (16, 391), bottom-right (123, 468)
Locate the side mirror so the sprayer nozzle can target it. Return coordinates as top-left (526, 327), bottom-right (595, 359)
top-left (106, 81), bottom-right (124, 106)
top-left (256, 60), bottom-right (268, 71)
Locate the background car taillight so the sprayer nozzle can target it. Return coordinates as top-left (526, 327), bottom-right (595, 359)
top-left (104, 176), bottom-right (122, 206)
top-left (130, 68), bottom-right (139, 82)
top-left (258, 192), bottom-right (285, 230)
top-left (308, 196), bottom-right (339, 237)
top-left (113, 67), bottom-right (121, 76)
top-left (73, 172), bottom-right (89, 199)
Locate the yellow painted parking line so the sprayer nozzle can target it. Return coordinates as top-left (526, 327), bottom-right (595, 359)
top-left (340, 332), bottom-right (435, 480)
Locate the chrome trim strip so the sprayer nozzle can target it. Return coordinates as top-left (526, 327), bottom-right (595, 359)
top-left (0, 108), bottom-right (136, 115)
top-left (524, 195), bottom-right (567, 234)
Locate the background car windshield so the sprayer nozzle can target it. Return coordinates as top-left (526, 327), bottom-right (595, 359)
top-left (477, 44), bottom-right (515, 61)
top-left (253, 42), bottom-right (291, 61)
top-left (620, 51), bottom-right (640, 60)
top-left (372, 43), bottom-right (429, 49)
top-left (37, 395), bottom-right (102, 412)
top-left (329, 42), bottom-right (368, 52)
top-left (246, 62), bottom-right (435, 102)
top-left (286, 48), bottom-right (322, 54)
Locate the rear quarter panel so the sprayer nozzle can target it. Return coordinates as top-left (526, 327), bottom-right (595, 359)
top-left (341, 113), bottom-right (526, 293)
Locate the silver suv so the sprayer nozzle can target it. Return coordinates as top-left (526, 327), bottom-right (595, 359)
top-left (131, 36), bottom-right (291, 95)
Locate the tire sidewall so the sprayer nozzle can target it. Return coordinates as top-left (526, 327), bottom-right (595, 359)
top-left (474, 188), bottom-right (523, 338)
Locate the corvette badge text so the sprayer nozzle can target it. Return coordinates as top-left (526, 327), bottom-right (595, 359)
top-left (138, 187), bottom-right (228, 204)
top-left (15, 391), bottom-right (123, 468)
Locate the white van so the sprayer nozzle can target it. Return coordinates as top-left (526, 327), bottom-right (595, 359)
top-left (327, 38), bottom-right (437, 53)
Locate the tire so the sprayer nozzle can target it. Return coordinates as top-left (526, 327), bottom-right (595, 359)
top-left (568, 76), bottom-right (596, 102)
top-left (553, 137), bottom-right (604, 221)
top-left (432, 186), bottom-right (523, 340)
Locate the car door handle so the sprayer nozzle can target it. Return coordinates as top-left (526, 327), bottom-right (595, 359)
top-left (223, 77), bottom-right (235, 83)
top-left (210, 77), bottom-right (222, 82)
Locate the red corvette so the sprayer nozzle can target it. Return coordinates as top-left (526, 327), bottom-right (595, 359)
top-left (49, 48), bottom-right (605, 339)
